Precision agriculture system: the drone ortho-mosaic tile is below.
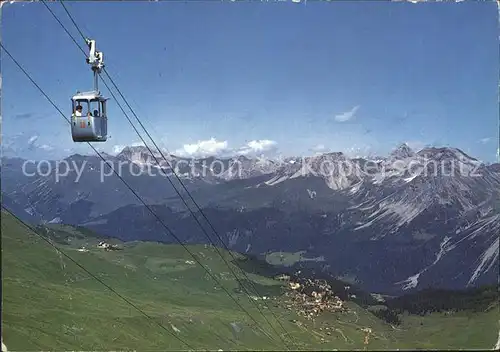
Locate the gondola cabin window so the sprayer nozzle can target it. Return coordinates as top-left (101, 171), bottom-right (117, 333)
top-left (90, 99), bottom-right (101, 117)
top-left (72, 99), bottom-right (91, 116)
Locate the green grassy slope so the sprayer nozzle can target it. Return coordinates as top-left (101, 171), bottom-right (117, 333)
top-left (2, 210), bottom-right (498, 350)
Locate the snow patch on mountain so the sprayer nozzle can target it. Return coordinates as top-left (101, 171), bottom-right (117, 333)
top-left (468, 237), bottom-right (499, 286)
top-left (396, 236), bottom-right (454, 290)
top-left (399, 273), bottom-right (421, 291)
top-left (349, 181), bottom-right (363, 195)
top-left (355, 200), bottom-right (427, 235)
top-left (48, 217), bottom-right (62, 224)
top-left (265, 153), bottom-right (364, 191)
top-left (307, 189), bottom-right (317, 199)
top-left (220, 156), bottom-right (278, 180)
top-left (403, 174), bottom-right (419, 183)
top-left (265, 175), bottom-right (290, 186)
top-left (24, 207), bottom-right (35, 215)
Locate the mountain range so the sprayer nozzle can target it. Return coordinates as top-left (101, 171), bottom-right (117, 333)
top-left (2, 143), bottom-right (499, 294)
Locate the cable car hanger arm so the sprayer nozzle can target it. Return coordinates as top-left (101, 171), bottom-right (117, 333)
top-left (85, 38), bottom-right (104, 74)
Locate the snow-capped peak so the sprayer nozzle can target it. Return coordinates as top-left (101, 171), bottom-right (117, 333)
top-left (417, 147), bottom-right (479, 164)
top-left (116, 145), bottom-right (174, 166)
top-left (390, 143), bottom-right (415, 159)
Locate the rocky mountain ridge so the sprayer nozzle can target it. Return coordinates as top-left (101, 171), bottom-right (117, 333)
top-left (1, 144), bottom-right (498, 294)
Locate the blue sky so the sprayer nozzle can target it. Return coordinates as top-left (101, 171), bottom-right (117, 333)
top-left (2, 0), bottom-right (499, 162)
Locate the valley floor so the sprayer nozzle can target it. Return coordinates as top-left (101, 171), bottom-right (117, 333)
top-left (1, 210), bottom-right (498, 350)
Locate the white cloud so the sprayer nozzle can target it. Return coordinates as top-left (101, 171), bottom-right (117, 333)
top-left (175, 137), bottom-right (229, 157)
top-left (109, 137), bottom-right (278, 159)
top-left (27, 135), bottom-right (39, 146)
top-left (25, 135), bottom-right (55, 153)
top-left (344, 144), bottom-right (375, 158)
top-left (64, 148), bottom-right (75, 154)
top-left (39, 144), bottom-right (54, 151)
top-left (479, 137), bottom-right (491, 144)
top-left (334, 105), bottom-right (360, 122)
top-left (238, 140), bottom-right (278, 156)
top-left (3, 132), bottom-right (70, 159)
top-left (2, 133), bottom-right (30, 155)
top-left (310, 144), bottom-right (327, 153)
top-left (131, 141), bottom-right (145, 147)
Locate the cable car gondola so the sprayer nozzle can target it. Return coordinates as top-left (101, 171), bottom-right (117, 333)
top-left (71, 39), bottom-right (108, 142)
